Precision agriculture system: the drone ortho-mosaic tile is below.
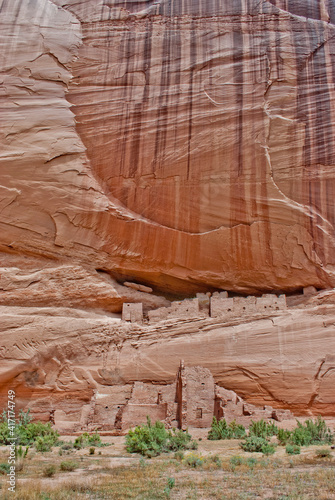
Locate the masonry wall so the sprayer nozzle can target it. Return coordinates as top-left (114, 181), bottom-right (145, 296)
top-left (122, 302), bottom-right (143, 323)
top-left (148, 298), bottom-right (199, 323)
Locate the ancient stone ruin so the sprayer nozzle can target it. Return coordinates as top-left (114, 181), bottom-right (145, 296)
top-left (122, 292), bottom-right (287, 324)
top-left (122, 302), bottom-right (143, 323)
top-left (54, 361), bottom-right (292, 434)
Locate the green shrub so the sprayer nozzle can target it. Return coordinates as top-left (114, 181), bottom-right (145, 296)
top-left (285, 444), bottom-right (301, 455)
top-left (240, 436), bottom-right (275, 455)
top-left (315, 448), bottom-right (332, 458)
top-left (74, 431), bottom-right (104, 450)
top-left (89, 447), bottom-right (95, 455)
top-left (248, 419), bottom-right (278, 438)
top-left (43, 464), bottom-right (56, 477)
top-left (230, 456), bottom-right (244, 468)
top-left (0, 463), bottom-right (10, 475)
top-left (277, 428), bottom-right (292, 445)
top-left (291, 417), bottom-right (333, 446)
top-left (0, 410), bottom-right (59, 449)
top-left (261, 443), bottom-right (276, 455)
top-left (16, 445), bottom-right (29, 459)
top-left (125, 417), bottom-right (196, 458)
top-left (183, 453), bottom-right (204, 468)
top-left (0, 421), bottom-right (10, 445)
top-left (240, 436), bottom-right (268, 453)
top-left (208, 417), bottom-right (246, 440)
top-left (60, 460), bottom-right (78, 472)
top-left (35, 435), bottom-right (57, 452)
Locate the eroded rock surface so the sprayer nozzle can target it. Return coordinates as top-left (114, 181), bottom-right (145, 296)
top-left (1, 0), bottom-right (335, 295)
top-left (1, 0), bottom-right (335, 420)
top-left (0, 299), bottom-right (334, 427)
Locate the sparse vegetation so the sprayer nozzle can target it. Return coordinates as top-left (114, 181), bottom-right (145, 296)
top-left (125, 417), bottom-right (197, 457)
top-left (183, 452), bottom-right (205, 468)
top-left (208, 417), bottom-right (246, 440)
top-left (60, 460), bottom-right (78, 472)
top-left (43, 464), bottom-right (56, 477)
top-left (0, 462), bottom-right (10, 475)
top-left (248, 419), bottom-right (278, 438)
top-left (74, 431), bottom-right (105, 449)
top-left (0, 409), bottom-right (59, 451)
top-left (286, 444), bottom-right (301, 455)
top-left (240, 435), bottom-right (276, 455)
top-left (315, 448), bottom-right (332, 458)
top-left (290, 417), bottom-right (333, 446)
top-left (0, 421), bottom-right (334, 500)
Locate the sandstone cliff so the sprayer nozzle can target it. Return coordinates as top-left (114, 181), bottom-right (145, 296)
top-left (1, 0), bottom-right (335, 296)
top-left (1, 0), bottom-right (335, 421)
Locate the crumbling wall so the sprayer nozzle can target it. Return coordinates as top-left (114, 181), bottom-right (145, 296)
top-left (148, 298), bottom-right (199, 323)
top-left (122, 302), bottom-right (143, 323)
top-left (210, 297), bottom-right (234, 318)
top-left (256, 294), bottom-right (287, 312)
top-left (183, 366), bottom-right (215, 428)
top-left (215, 386), bottom-right (293, 425)
top-left (210, 293), bottom-right (287, 318)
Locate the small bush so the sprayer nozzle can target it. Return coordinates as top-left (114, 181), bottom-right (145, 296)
top-left (183, 453), bottom-right (204, 468)
top-left (240, 436), bottom-right (268, 453)
top-left (246, 457), bottom-right (257, 469)
top-left (74, 431), bottom-right (104, 450)
top-left (0, 410), bottom-right (59, 448)
top-left (89, 447), bottom-right (95, 455)
top-left (261, 443), bottom-right (276, 455)
top-left (240, 436), bottom-right (275, 454)
top-left (35, 435), bottom-right (56, 452)
top-left (60, 460), bottom-right (78, 472)
top-left (0, 463), bottom-right (10, 475)
top-left (43, 464), bottom-right (56, 477)
top-left (125, 417), bottom-right (196, 457)
top-left (208, 454), bottom-right (222, 467)
top-left (208, 417), bottom-right (246, 440)
top-left (16, 445), bottom-right (29, 459)
top-left (286, 444), bottom-right (300, 455)
top-left (315, 448), bottom-right (332, 458)
top-left (248, 419), bottom-right (278, 438)
top-left (291, 417), bottom-right (333, 446)
top-left (230, 455), bottom-right (244, 467)
top-left (277, 428), bottom-right (292, 445)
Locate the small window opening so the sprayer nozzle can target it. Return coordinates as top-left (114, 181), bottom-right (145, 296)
top-left (196, 408), bottom-right (203, 419)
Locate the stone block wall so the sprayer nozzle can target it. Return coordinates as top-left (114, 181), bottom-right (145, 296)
top-left (210, 297), bottom-right (234, 318)
top-left (122, 302), bottom-right (143, 323)
top-left (256, 294), bottom-right (287, 312)
top-left (148, 298), bottom-right (199, 323)
top-left (210, 293), bottom-right (286, 318)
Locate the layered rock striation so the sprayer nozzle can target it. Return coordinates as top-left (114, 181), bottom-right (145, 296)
top-left (1, 0), bottom-right (335, 420)
top-left (1, 0), bottom-right (335, 295)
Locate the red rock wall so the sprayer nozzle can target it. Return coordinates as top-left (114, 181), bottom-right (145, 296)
top-left (1, 0), bottom-right (335, 295)
top-left (1, 1), bottom-right (335, 421)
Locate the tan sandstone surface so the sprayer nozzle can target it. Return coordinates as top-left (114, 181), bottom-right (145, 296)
top-left (0, 295), bottom-right (334, 428)
top-left (1, 0), bottom-right (335, 423)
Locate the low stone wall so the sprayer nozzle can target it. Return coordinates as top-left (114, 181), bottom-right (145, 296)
top-left (124, 293), bottom-right (287, 324)
top-left (211, 293), bottom-right (287, 318)
top-left (148, 298), bottom-right (199, 323)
